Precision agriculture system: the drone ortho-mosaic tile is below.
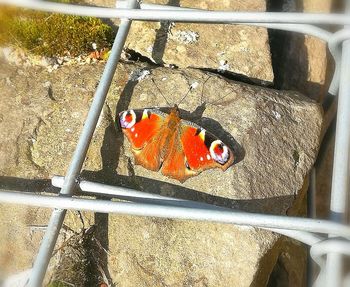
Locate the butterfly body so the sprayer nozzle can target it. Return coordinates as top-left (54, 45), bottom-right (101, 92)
top-left (118, 106), bottom-right (234, 182)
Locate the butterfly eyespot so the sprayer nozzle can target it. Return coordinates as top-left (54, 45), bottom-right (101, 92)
top-left (214, 143), bottom-right (224, 155)
top-left (119, 110), bottom-right (136, 129)
top-left (125, 113), bottom-right (132, 122)
top-left (210, 140), bottom-right (230, 165)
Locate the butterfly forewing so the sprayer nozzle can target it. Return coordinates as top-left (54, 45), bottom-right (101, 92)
top-left (118, 109), bottom-right (164, 149)
top-left (118, 108), bottom-right (167, 170)
top-left (180, 124), bottom-right (234, 173)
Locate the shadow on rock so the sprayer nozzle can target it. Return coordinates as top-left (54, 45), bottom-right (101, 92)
top-left (0, 176), bottom-right (57, 193)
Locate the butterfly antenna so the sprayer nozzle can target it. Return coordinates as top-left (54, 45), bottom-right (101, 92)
top-left (151, 78), bottom-right (171, 106)
top-left (210, 88), bottom-right (234, 106)
top-left (178, 85), bottom-right (194, 108)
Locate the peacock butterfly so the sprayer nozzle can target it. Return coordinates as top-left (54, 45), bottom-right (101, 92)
top-left (117, 104), bottom-right (235, 182)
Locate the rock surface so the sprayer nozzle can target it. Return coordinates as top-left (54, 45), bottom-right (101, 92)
top-left (272, 0), bottom-right (335, 219)
top-left (0, 58), bottom-right (95, 281)
top-left (0, 56), bottom-right (322, 286)
top-left (125, 0), bottom-right (274, 83)
top-left (105, 66), bottom-right (322, 214)
top-left (274, 0), bottom-right (333, 102)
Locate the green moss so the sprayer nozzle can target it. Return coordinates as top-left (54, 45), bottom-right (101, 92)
top-left (0, 5), bottom-right (115, 57)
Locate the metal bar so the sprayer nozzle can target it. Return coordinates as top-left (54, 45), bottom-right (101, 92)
top-left (324, 28), bottom-right (350, 287)
top-left (0, 189), bottom-right (349, 239)
top-left (1, 0), bottom-right (350, 25)
top-left (311, 239), bottom-right (350, 270)
top-left (116, 0), bottom-right (332, 42)
top-left (27, 0), bottom-right (139, 285)
top-left (311, 239), bottom-right (350, 287)
top-left (51, 176), bottom-right (325, 245)
top-left (51, 176), bottom-right (232, 210)
top-left (307, 168), bottom-right (317, 287)
top-left (1, 0), bottom-right (349, 285)
top-left (328, 30), bottom-right (350, 96)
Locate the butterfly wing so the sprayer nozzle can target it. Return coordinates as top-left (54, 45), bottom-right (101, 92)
top-left (118, 108), bottom-right (167, 171)
top-left (161, 119), bottom-right (235, 182)
top-left (119, 107), bottom-right (235, 182)
top-left (160, 130), bottom-right (197, 182)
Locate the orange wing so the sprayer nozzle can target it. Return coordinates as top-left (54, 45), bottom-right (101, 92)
top-left (118, 108), bottom-right (167, 171)
top-left (118, 107), bottom-right (235, 182)
top-left (180, 124), bottom-right (234, 173)
top-left (161, 119), bottom-right (235, 182)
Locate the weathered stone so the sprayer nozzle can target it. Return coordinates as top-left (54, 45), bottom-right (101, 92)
top-left (0, 58), bottom-right (96, 281)
top-left (274, 0), bottom-right (333, 102)
top-left (0, 204), bottom-right (50, 276)
top-left (0, 59), bottom-right (322, 286)
top-left (104, 66), bottom-right (322, 214)
top-left (103, 66), bottom-right (321, 286)
top-left (267, 238), bottom-right (307, 287)
top-left (269, 1), bottom-right (334, 226)
top-left (125, 0), bottom-right (274, 83)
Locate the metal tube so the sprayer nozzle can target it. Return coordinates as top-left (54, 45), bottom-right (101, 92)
top-left (1, 0), bottom-right (350, 25)
top-left (51, 176), bottom-right (325, 245)
top-left (311, 239), bottom-right (350, 287)
top-left (328, 30), bottom-right (350, 95)
top-left (324, 31), bottom-right (350, 287)
top-left (1, 190), bottom-right (349, 239)
top-left (27, 0), bottom-right (139, 285)
top-left (51, 176), bottom-right (232, 210)
top-left (311, 239), bottom-right (350, 269)
top-left (116, 0), bottom-right (332, 42)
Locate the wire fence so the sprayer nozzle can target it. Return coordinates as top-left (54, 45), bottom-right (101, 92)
top-left (0, 0), bottom-right (349, 286)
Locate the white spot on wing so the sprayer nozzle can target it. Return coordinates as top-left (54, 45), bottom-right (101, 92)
top-left (135, 133), bottom-right (138, 138)
top-left (207, 154), bottom-right (211, 160)
top-left (131, 127), bottom-right (135, 132)
top-left (200, 157), bottom-right (203, 161)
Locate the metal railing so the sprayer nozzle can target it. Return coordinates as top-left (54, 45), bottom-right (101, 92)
top-left (0, 0), bottom-right (349, 286)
